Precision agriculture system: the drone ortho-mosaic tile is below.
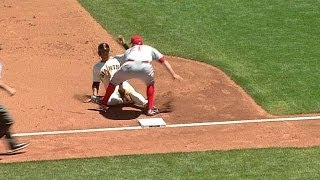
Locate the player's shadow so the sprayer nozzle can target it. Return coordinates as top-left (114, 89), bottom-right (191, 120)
top-left (87, 96), bottom-right (174, 120)
top-left (0, 152), bottom-right (24, 156)
top-left (88, 104), bottom-right (145, 120)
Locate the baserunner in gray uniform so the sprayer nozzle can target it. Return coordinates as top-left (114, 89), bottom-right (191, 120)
top-left (0, 62), bottom-right (29, 154)
top-left (100, 35), bottom-right (183, 116)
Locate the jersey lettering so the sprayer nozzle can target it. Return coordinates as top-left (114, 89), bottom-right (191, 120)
top-left (107, 64), bottom-right (120, 71)
top-left (102, 64), bottom-right (120, 78)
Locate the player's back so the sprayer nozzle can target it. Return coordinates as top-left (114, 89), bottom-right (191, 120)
top-left (124, 45), bottom-right (163, 63)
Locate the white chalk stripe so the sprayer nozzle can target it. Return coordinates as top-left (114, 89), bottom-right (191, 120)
top-left (13, 115), bottom-right (320, 137)
top-left (14, 126), bottom-right (142, 137)
top-left (167, 115), bottom-right (320, 128)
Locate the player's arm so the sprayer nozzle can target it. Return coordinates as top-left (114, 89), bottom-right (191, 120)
top-left (122, 43), bottom-right (129, 50)
top-left (0, 80), bottom-right (16, 96)
top-left (83, 81), bottom-right (100, 103)
top-left (118, 35), bottom-right (130, 50)
top-left (152, 48), bottom-right (183, 81)
top-left (92, 81), bottom-right (100, 96)
top-left (84, 65), bottom-right (101, 103)
top-left (92, 65), bottom-right (102, 96)
top-left (162, 59), bottom-right (183, 81)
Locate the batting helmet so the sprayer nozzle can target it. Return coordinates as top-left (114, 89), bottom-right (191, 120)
top-left (98, 43), bottom-right (110, 56)
top-left (130, 35), bottom-right (143, 45)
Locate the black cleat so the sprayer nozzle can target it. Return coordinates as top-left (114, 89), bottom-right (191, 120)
top-left (8, 143), bottom-right (29, 154)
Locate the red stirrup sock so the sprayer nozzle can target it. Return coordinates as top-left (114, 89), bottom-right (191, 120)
top-left (147, 84), bottom-right (155, 109)
top-left (102, 84), bottom-right (116, 105)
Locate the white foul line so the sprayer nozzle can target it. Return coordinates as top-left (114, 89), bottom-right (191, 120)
top-left (14, 126), bottom-right (142, 137)
top-left (13, 115), bottom-right (320, 137)
top-left (167, 115), bottom-right (320, 128)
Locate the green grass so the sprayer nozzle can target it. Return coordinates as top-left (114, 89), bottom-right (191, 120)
top-left (1, 147), bottom-right (320, 179)
top-left (27, 1), bottom-right (320, 179)
top-left (78, 0), bottom-right (320, 115)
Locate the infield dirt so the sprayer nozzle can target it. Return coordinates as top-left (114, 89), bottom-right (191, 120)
top-left (0, 0), bottom-right (319, 163)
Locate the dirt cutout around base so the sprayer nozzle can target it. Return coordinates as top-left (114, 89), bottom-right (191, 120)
top-left (0, 0), bottom-right (319, 163)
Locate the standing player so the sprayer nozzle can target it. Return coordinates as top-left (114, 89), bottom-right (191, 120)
top-left (0, 62), bottom-right (29, 154)
top-left (100, 35), bottom-right (183, 116)
top-left (85, 42), bottom-right (147, 107)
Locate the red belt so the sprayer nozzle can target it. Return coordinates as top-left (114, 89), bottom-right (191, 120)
top-left (127, 59), bottom-right (149, 63)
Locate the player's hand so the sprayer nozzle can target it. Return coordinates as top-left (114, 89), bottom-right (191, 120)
top-left (83, 95), bottom-right (98, 103)
top-left (173, 74), bottom-right (183, 81)
top-left (83, 98), bottom-right (92, 103)
top-left (117, 35), bottom-right (126, 45)
top-left (100, 71), bottom-right (106, 78)
top-left (8, 87), bottom-right (16, 96)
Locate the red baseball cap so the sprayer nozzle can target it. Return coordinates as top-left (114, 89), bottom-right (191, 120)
top-left (130, 35), bottom-right (143, 45)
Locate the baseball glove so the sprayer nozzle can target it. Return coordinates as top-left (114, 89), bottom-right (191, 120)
top-left (118, 87), bottom-right (133, 104)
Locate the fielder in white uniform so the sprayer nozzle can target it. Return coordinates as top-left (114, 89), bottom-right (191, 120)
top-left (100, 35), bottom-right (183, 116)
top-left (86, 43), bottom-right (147, 107)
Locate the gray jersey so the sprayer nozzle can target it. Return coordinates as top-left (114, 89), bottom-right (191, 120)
top-left (111, 45), bottom-right (164, 86)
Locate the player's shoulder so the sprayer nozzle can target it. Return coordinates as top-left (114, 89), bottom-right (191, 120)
top-left (93, 61), bottom-right (105, 68)
top-left (105, 57), bottom-right (120, 65)
top-left (143, 44), bottom-right (158, 51)
top-left (143, 44), bottom-right (152, 48)
top-left (94, 61), bottom-right (104, 66)
top-left (108, 56), bottom-right (120, 62)
top-left (108, 56), bottom-right (117, 60)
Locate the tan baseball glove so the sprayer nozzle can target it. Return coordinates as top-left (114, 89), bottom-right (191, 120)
top-left (118, 86), bottom-right (133, 104)
top-left (118, 89), bottom-right (133, 104)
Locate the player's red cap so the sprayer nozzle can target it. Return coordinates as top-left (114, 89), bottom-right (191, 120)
top-left (130, 35), bottom-right (143, 45)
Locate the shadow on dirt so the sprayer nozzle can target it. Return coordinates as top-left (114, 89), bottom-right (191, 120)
top-left (86, 94), bottom-right (175, 120)
top-left (88, 104), bottom-right (144, 120)
top-left (0, 152), bottom-right (24, 156)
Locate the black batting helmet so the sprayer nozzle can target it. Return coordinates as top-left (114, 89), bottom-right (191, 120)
top-left (97, 43), bottom-right (110, 56)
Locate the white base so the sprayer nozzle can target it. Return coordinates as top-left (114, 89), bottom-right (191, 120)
top-left (138, 118), bottom-right (166, 128)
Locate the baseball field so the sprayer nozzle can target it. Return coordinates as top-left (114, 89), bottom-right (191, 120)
top-left (0, 0), bottom-right (319, 179)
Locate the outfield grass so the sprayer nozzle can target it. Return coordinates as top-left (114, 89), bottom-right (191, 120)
top-left (78, 0), bottom-right (320, 115)
top-left (1, 147), bottom-right (319, 179)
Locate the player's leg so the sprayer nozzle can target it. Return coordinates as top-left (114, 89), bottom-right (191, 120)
top-left (146, 83), bottom-right (155, 109)
top-left (129, 63), bottom-right (158, 115)
top-left (0, 105), bottom-right (14, 141)
top-left (0, 105), bottom-right (17, 149)
top-left (107, 86), bottom-right (124, 105)
top-left (0, 105), bottom-right (29, 153)
top-left (122, 81), bottom-right (147, 106)
top-left (121, 64), bottom-right (156, 112)
top-left (0, 123), bottom-right (16, 149)
top-left (139, 65), bottom-right (159, 116)
top-left (5, 129), bottom-right (29, 153)
top-left (102, 83), bottom-right (116, 105)
top-left (103, 67), bottom-right (132, 105)
top-left (0, 122), bottom-right (7, 139)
